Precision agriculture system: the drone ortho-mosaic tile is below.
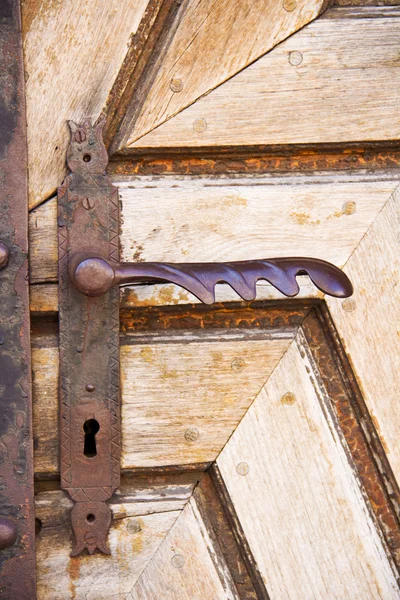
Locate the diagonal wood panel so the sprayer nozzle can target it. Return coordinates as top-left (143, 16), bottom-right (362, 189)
top-left (22, 0), bottom-right (150, 210)
top-left (327, 187), bottom-right (400, 489)
top-left (130, 7), bottom-right (400, 148)
top-left (35, 474), bottom-right (197, 599)
top-left (131, 490), bottom-right (240, 599)
top-left (121, 337), bottom-right (292, 468)
top-left (118, 0), bottom-right (329, 149)
top-left (217, 335), bottom-right (399, 599)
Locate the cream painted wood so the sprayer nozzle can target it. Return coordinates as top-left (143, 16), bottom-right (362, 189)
top-left (327, 187), bottom-right (400, 488)
top-left (217, 336), bottom-right (399, 599)
top-left (131, 497), bottom-right (238, 600)
top-left (22, 0), bottom-right (149, 209)
top-left (32, 336), bottom-right (293, 474)
top-left (122, 0), bottom-right (328, 147)
top-left (29, 175), bottom-right (397, 306)
top-left (130, 8), bottom-right (400, 148)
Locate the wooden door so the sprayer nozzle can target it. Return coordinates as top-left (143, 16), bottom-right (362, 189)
top-left (15, 0), bottom-right (400, 597)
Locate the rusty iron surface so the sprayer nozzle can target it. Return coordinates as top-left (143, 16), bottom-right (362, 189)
top-left (119, 301), bottom-right (312, 336)
top-left (58, 120), bottom-right (120, 556)
top-left (302, 307), bottom-right (400, 572)
top-left (0, 0), bottom-right (36, 597)
top-left (108, 142), bottom-right (400, 176)
top-left (70, 254), bottom-right (353, 301)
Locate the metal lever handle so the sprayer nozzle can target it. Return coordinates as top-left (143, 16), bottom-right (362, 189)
top-left (70, 254), bottom-right (353, 303)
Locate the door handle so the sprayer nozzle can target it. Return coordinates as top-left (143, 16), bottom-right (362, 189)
top-left (58, 119), bottom-right (354, 557)
top-left (70, 254), bottom-right (353, 302)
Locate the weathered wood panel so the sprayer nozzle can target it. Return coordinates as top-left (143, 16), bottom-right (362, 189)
top-left (130, 8), bottom-right (400, 148)
top-left (327, 187), bottom-right (400, 487)
top-left (29, 175), bottom-right (397, 305)
top-left (35, 473), bottom-right (198, 599)
top-left (121, 337), bottom-right (292, 468)
top-left (120, 0), bottom-right (329, 148)
top-left (22, 0), bottom-right (149, 209)
top-left (217, 337), bottom-right (399, 599)
top-left (32, 334), bottom-right (293, 474)
top-left (131, 494), bottom-right (238, 600)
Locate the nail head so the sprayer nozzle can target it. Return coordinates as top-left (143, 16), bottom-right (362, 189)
top-left (0, 518), bottom-right (18, 550)
top-left (236, 462), bottom-right (250, 476)
top-left (86, 384), bottom-right (95, 393)
top-left (127, 519), bottom-right (142, 534)
top-left (283, 0), bottom-right (297, 11)
top-left (193, 118), bottom-right (207, 133)
top-left (184, 427), bottom-right (199, 442)
top-left (289, 51), bottom-right (303, 66)
top-left (281, 392), bottom-right (296, 405)
top-left (170, 78), bottom-right (183, 93)
top-left (0, 241), bottom-right (10, 269)
top-left (171, 554), bottom-right (185, 569)
top-left (231, 358), bottom-right (245, 372)
top-left (342, 299), bottom-right (356, 312)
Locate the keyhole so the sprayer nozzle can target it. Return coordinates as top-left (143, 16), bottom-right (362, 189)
top-left (83, 419), bottom-right (99, 458)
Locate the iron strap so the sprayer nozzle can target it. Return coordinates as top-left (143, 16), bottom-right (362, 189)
top-left (0, 1), bottom-right (36, 597)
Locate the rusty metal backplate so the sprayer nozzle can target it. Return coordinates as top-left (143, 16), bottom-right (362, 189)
top-left (0, 1), bottom-right (36, 597)
top-left (58, 119), bottom-right (120, 555)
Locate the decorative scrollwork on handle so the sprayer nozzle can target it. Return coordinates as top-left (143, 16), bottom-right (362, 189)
top-left (70, 254), bottom-right (353, 302)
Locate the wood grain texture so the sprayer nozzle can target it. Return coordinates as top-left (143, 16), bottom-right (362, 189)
top-left (217, 336), bottom-right (399, 599)
top-left (120, 0), bottom-right (329, 148)
top-left (22, 0), bottom-right (149, 209)
top-left (327, 187), bottom-right (400, 488)
top-left (131, 494), bottom-right (240, 600)
top-left (29, 175), bottom-right (398, 306)
top-left (121, 337), bottom-right (292, 468)
top-left (130, 8), bottom-right (400, 148)
top-left (31, 333), bottom-right (293, 475)
top-left (35, 473), bottom-right (197, 599)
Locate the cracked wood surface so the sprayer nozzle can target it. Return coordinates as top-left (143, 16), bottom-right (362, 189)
top-left (32, 328), bottom-right (293, 475)
top-left (118, 0), bottom-right (329, 150)
top-left (217, 336), bottom-right (399, 599)
top-left (327, 186), bottom-right (400, 488)
top-left (28, 174), bottom-right (397, 305)
top-left (22, 0), bottom-right (150, 210)
top-left (130, 8), bottom-right (400, 148)
top-left (35, 473), bottom-right (198, 599)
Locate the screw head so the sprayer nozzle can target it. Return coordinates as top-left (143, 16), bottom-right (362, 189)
top-left (184, 427), bottom-right (199, 442)
top-left (236, 462), bottom-right (250, 476)
top-left (289, 51), bottom-right (303, 66)
top-left (170, 78), bottom-right (183, 92)
top-left (281, 392), bottom-right (296, 405)
top-left (283, 0), bottom-right (297, 11)
top-left (0, 241), bottom-right (10, 269)
top-left (342, 299), bottom-right (356, 312)
top-left (193, 118), bottom-right (207, 133)
top-left (82, 197), bottom-right (95, 210)
top-left (171, 554), bottom-right (185, 569)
